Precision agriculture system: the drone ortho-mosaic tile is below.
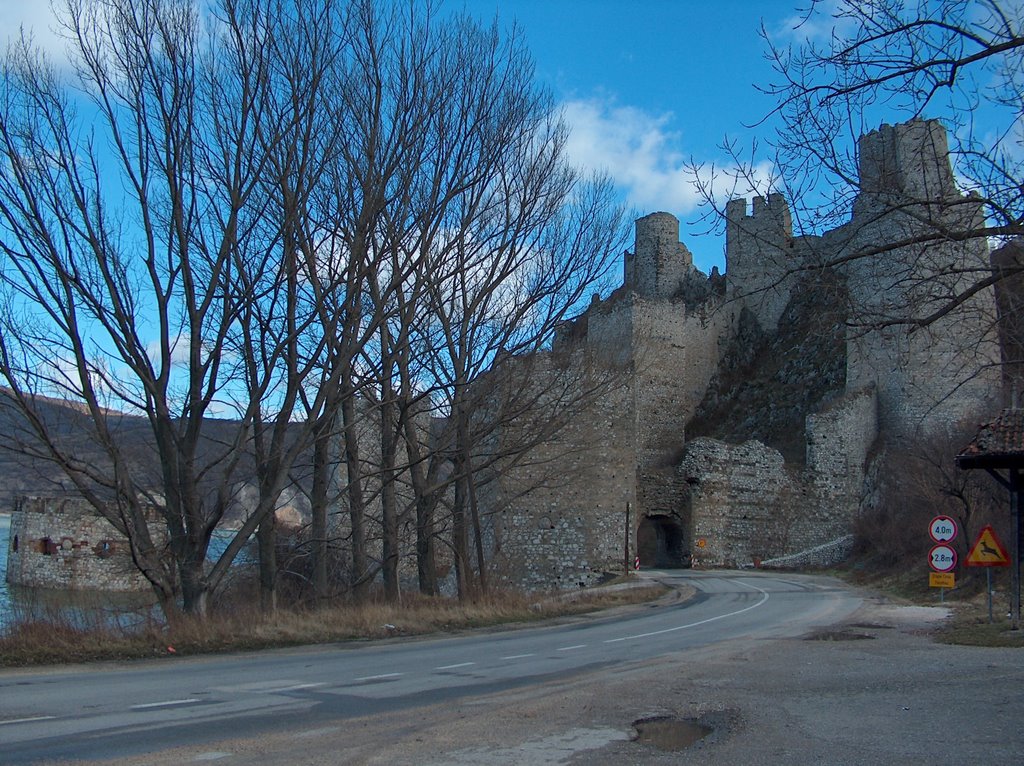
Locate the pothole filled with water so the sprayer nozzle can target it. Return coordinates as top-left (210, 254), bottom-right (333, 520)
top-left (632, 716), bottom-right (712, 751)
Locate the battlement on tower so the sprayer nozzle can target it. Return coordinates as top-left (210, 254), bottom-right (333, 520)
top-left (855, 119), bottom-right (958, 207)
top-left (625, 211), bottom-right (694, 300)
top-left (725, 192), bottom-right (795, 332)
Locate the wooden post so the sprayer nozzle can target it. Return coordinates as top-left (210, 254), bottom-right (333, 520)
top-left (624, 502), bottom-right (631, 575)
top-left (1012, 469), bottom-right (1021, 630)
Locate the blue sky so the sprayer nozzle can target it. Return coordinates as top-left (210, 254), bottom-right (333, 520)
top-left (2, 0), bottom-right (807, 273)
top-left (459, 1), bottom-right (804, 271)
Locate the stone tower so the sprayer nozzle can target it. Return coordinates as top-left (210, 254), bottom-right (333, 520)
top-left (724, 192), bottom-right (795, 331)
top-left (627, 212), bottom-right (694, 300)
top-left (843, 119), bottom-right (1001, 437)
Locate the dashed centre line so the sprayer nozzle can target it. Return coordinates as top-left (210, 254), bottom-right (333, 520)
top-left (272, 682), bottom-right (326, 692)
top-left (557, 644), bottom-right (587, 651)
top-left (500, 653), bottom-right (535, 660)
top-left (0, 715), bottom-right (57, 726)
top-left (435, 662), bottom-right (476, 670)
top-left (354, 672), bottom-right (402, 682)
top-left (131, 699), bottom-right (201, 710)
top-left (604, 580), bottom-right (770, 642)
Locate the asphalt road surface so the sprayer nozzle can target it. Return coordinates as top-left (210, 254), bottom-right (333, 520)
top-left (0, 571), bottom-right (862, 763)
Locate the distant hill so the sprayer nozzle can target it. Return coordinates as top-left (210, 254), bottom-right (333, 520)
top-left (0, 389), bottom-right (314, 524)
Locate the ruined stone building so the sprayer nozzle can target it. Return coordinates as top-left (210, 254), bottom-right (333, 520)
top-left (481, 118), bottom-right (1002, 590)
top-left (6, 495), bottom-right (159, 592)
top-left (3, 118), bottom-right (1006, 598)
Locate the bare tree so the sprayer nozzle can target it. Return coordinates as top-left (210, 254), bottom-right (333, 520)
top-left (294, 2), bottom-right (630, 602)
top-left (756, 1), bottom-right (1023, 318)
top-left (0, 0), bottom-right (346, 619)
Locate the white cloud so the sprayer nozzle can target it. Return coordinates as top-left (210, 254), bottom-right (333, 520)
top-left (0, 1), bottom-right (68, 63)
top-left (561, 97), bottom-right (776, 215)
top-left (147, 333), bottom-right (193, 368)
top-left (774, 0), bottom-right (854, 45)
top-left (562, 98), bottom-right (700, 213)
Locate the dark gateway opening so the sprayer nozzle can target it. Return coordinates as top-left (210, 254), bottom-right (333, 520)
top-left (637, 515), bottom-right (689, 568)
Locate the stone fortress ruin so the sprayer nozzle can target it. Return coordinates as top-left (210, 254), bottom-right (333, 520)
top-left (480, 118), bottom-right (1002, 590)
top-left (4, 118), bottom-right (1007, 596)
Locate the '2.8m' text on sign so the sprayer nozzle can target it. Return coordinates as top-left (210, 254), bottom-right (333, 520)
top-left (929, 544), bottom-right (957, 573)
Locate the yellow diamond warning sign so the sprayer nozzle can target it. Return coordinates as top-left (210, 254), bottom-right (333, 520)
top-left (965, 525), bottom-right (1010, 567)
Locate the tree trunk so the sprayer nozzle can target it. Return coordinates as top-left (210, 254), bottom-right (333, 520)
top-left (452, 458), bottom-right (472, 599)
top-left (341, 389), bottom-right (369, 600)
top-left (397, 391), bottom-right (438, 593)
top-left (257, 511), bottom-right (278, 613)
top-left (466, 461), bottom-right (488, 595)
top-left (310, 410), bottom-right (334, 600)
top-left (378, 318), bottom-right (401, 602)
top-left (380, 390), bottom-right (400, 602)
top-left (179, 554), bottom-right (210, 618)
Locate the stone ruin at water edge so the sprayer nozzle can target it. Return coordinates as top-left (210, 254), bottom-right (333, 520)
top-left (5, 118), bottom-right (1012, 594)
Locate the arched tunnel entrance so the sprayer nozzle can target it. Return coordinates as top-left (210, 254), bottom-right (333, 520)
top-left (637, 515), bottom-right (688, 568)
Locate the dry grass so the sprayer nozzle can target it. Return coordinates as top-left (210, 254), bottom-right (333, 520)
top-left (934, 590), bottom-right (1024, 648)
top-left (838, 563), bottom-right (1024, 648)
top-left (0, 583), bottom-right (667, 667)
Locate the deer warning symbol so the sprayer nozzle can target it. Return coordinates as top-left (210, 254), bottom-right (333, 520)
top-left (965, 525), bottom-right (1010, 567)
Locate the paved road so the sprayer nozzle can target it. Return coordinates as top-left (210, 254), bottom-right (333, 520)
top-left (0, 571), bottom-right (861, 763)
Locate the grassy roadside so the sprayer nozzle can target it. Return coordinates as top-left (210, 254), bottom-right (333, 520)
top-left (0, 580), bottom-right (668, 668)
top-left (838, 564), bottom-right (1024, 648)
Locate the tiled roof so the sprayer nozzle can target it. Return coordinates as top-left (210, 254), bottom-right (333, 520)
top-left (957, 409), bottom-right (1024, 469)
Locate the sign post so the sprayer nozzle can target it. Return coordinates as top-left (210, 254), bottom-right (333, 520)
top-left (965, 524), bottom-right (1011, 623)
top-left (928, 516), bottom-right (958, 601)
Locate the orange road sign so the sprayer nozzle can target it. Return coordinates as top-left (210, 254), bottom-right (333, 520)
top-left (929, 572), bottom-right (955, 588)
top-left (965, 525), bottom-right (1011, 567)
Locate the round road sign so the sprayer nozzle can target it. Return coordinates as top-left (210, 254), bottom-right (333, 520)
top-left (929, 544), bottom-right (957, 572)
top-left (928, 515), bottom-right (958, 543)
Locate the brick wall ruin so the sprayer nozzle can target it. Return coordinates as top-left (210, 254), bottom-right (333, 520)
top-left (6, 496), bottom-right (157, 591)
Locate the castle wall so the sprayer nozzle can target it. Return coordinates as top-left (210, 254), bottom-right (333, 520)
top-left (474, 118), bottom-right (1004, 589)
top-left (6, 496), bottom-right (156, 591)
top-left (725, 193), bottom-right (797, 332)
top-left (839, 120), bottom-right (1002, 438)
top-left (486, 371), bottom-right (637, 591)
top-left (679, 392), bottom-right (877, 567)
top-left (679, 437), bottom-right (802, 567)
top-left (805, 386), bottom-right (878, 499)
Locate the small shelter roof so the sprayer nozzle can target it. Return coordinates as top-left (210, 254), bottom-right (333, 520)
top-left (956, 408), bottom-right (1024, 470)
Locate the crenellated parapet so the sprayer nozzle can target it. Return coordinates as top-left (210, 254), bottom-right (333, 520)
top-left (626, 211), bottom-right (694, 300)
top-left (855, 118), bottom-right (958, 210)
top-left (725, 192), bottom-right (796, 331)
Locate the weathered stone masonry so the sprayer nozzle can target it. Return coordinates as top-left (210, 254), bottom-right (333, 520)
top-left (6, 496), bottom-right (157, 592)
top-left (485, 118), bottom-right (1002, 587)
top-left (5, 119), bottom-right (1005, 595)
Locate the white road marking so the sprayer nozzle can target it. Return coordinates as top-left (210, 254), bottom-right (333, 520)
top-left (500, 653), bottom-right (535, 660)
top-left (604, 579), bottom-right (770, 642)
top-left (354, 673), bottom-right (402, 682)
top-left (557, 644), bottom-right (587, 651)
top-left (436, 662), bottom-right (476, 670)
top-left (131, 698), bottom-right (201, 710)
top-left (212, 679), bottom-right (311, 693)
top-left (0, 715), bottom-right (57, 726)
top-left (271, 682), bottom-right (326, 692)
